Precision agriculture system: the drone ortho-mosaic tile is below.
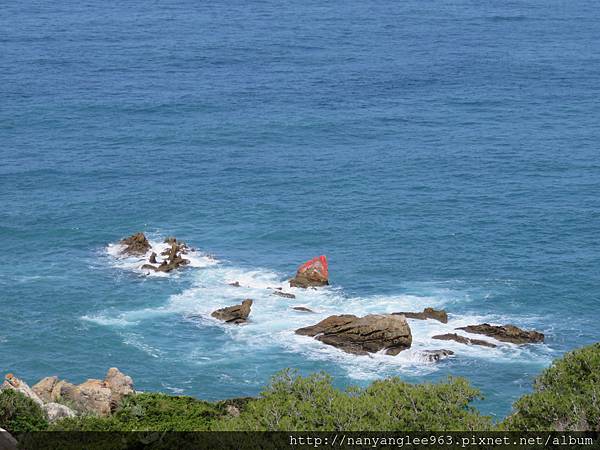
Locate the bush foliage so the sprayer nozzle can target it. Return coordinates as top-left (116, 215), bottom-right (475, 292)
top-left (216, 370), bottom-right (491, 431)
top-left (503, 342), bottom-right (600, 431)
top-left (0, 389), bottom-right (48, 433)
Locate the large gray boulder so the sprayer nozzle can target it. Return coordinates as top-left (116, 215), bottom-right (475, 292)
top-left (296, 314), bottom-right (412, 356)
top-left (43, 402), bottom-right (76, 422)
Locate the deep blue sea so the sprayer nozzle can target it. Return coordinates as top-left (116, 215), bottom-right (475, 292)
top-left (2, 0), bottom-right (600, 421)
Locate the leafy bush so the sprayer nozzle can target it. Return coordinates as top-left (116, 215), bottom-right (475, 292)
top-left (0, 389), bottom-right (48, 433)
top-left (216, 369), bottom-right (491, 431)
top-left (50, 393), bottom-right (223, 431)
top-left (503, 343), bottom-right (600, 431)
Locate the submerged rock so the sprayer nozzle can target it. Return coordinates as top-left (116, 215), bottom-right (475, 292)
top-left (393, 307), bottom-right (448, 324)
top-left (211, 299), bottom-right (253, 324)
top-left (292, 306), bottom-right (314, 313)
top-left (296, 314), bottom-right (412, 356)
top-left (272, 290), bottom-right (296, 299)
top-left (456, 324), bottom-right (544, 344)
top-left (432, 333), bottom-right (497, 348)
top-left (120, 232), bottom-right (151, 256)
top-left (289, 255), bottom-right (329, 288)
top-left (419, 349), bottom-right (454, 362)
top-left (1, 373), bottom-right (43, 406)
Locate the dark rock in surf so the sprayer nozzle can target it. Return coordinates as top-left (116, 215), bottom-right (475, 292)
top-left (120, 233), bottom-right (151, 256)
top-left (456, 324), bottom-right (544, 344)
top-left (296, 314), bottom-right (412, 356)
top-left (211, 299), bottom-right (253, 324)
top-left (149, 252), bottom-right (158, 264)
top-left (289, 256), bottom-right (329, 288)
top-left (432, 333), bottom-right (496, 348)
top-left (393, 307), bottom-right (448, 324)
top-left (272, 291), bottom-right (296, 299)
top-left (229, 281), bottom-right (241, 287)
top-left (292, 306), bottom-right (314, 313)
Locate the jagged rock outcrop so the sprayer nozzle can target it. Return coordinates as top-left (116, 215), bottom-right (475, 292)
top-left (142, 240), bottom-right (190, 273)
top-left (43, 402), bottom-right (76, 422)
top-left (292, 306), bottom-right (314, 313)
top-left (419, 349), bottom-right (454, 362)
top-left (432, 333), bottom-right (497, 348)
top-left (393, 307), bottom-right (448, 324)
top-left (104, 368), bottom-right (134, 404)
top-left (211, 299), bottom-right (253, 324)
top-left (456, 324), bottom-right (544, 344)
top-left (0, 428), bottom-right (17, 450)
top-left (272, 290), bottom-right (296, 299)
top-left (32, 376), bottom-right (59, 403)
top-left (120, 232), bottom-right (151, 255)
top-left (1, 374), bottom-right (43, 406)
top-left (4, 368), bottom-right (136, 418)
top-left (289, 256), bottom-right (329, 288)
top-left (296, 314), bottom-right (412, 355)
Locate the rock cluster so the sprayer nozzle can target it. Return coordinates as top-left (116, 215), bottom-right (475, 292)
top-left (393, 307), bottom-right (448, 324)
top-left (120, 232), bottom-right (151, 255)
top-left (296, 314), bottom-right (412, 356)
top-left (0, 368), bottom-right (134, 421)
top-left (211, 299), bottom-right (253, 324)
top-left (289, 256), bottom-right (329, 288)
top-left (456, 324), bottom-right (544, 344)
top-left (140, 236), bottom-right (191, 273)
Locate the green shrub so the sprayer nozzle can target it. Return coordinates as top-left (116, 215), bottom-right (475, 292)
top-left (50, 393), bottom-right (223, 431)
top-left (0, 389), bottom-right (48, 433)
top-left (503, 343), bottom-right (600, 431)
top-left (216, 369), bottom-right (491, 431)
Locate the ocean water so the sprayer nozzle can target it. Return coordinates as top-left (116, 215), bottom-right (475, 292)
top-left (1, 0), bottom-right (599, 421)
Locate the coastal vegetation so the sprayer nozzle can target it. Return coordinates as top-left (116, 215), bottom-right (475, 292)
top-left (1, 343), bottom-right (598, 434)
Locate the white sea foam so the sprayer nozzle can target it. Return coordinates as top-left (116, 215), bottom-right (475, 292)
top-left (97, 238), bottom-right (554, 380)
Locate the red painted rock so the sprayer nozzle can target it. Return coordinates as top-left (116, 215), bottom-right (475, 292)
top-left (289, 255), bottom-right (329, 288)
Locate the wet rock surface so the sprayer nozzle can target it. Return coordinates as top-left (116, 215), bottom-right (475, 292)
top-left (456, 324), bottom-right (544, 344)
top-left (432, 333), bottom-right (497, 348)
top-left (393, 307), bottom-right (448, 324)
top-left (272, 290), bottom-right (296, 299)
top-left (296, 314), bottom-right (412, 355)
top-left (211, 299), bottom-right (253, 324)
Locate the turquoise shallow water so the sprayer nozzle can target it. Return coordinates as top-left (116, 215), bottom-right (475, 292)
top-left (1, 0), bottom-right (600, 420)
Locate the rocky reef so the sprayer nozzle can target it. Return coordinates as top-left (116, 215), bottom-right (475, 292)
top-left (456, 324), bottom-right (544, 344)
top-left (120, 232), bottom-right (151, 255)
top-left (296, 314), bottom-right (412, 355)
